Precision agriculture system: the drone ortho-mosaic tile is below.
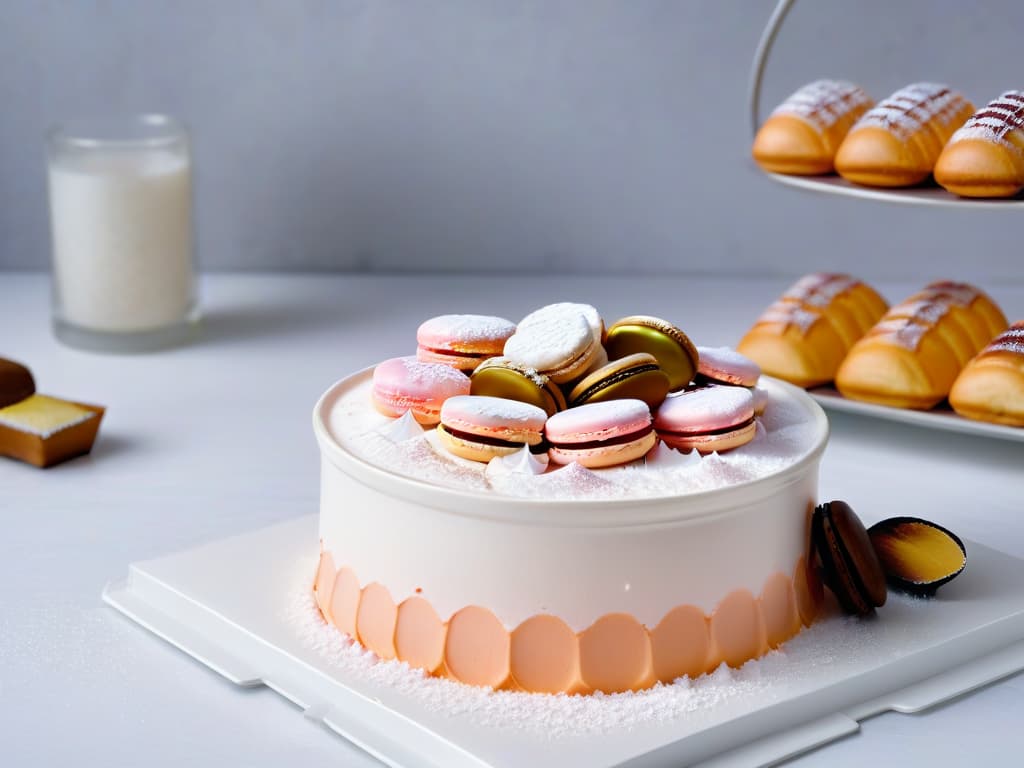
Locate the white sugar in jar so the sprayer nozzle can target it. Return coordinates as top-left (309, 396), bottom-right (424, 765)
top-left (47, 115), bottom-right (197, 352)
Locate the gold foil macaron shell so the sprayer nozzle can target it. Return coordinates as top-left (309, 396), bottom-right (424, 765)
top-left (867, 516), bottom-right (967, 596)
top-left (470, 356), bottom-right (566, 416)
top-left (604, 316), bottom-right (699, 391)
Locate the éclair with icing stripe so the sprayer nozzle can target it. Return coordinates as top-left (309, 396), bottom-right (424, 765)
top-left (835, 82), bottom-right (975, 187)
top-left (753, 79), bottom-right (873, 175)
top-left (935, 91), bottom-right (1024, 198)
top-left (737, 273), bottom-right (888, 388)
top-left (835, 281), bottom-right (1007, 409)
top-left (949, 321), bottom-right (1024, 426)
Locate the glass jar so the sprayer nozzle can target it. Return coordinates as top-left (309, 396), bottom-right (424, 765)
top-left (47, 114), bottom-right (198, 352)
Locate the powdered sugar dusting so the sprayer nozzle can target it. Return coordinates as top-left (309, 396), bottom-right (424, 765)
top-left (867, 282), bottom-right (988, 351)
top-left (441, 394), bottom-right (548, 426)
top-left (397, 356), bottom-right (471, 387)
top-left (491, 461), bottom-right (615, 498)
top-left (949, 91), bottom-right (1024, 153)
top-left (771, 80), bottom-right (871, 131)
top-left (505, 306), bottom-right (594, 372)
top-left (546, 399), bottom-right (652, 443)
top-left (417, 314), bottom-right (517, 347)
top-left (756, 301), bottom-right (821, 335)
top-left (378, 410), bottom-right (425, 442)
top-left (924, 281), bottom-right (980, 307)
top-left (475, 356), bottom-right (550, 387)
top-left (890, 298), bottom-right (951, 326)
top-left (485, 445), bottom-right (548, 478)
top-left (855, 83), bottom-right (966, 139)
top-left (870, 318), bottom-right (931, 351)
top-left (985, 325), bottom-right (1024, 356)
top-left (786, 273), bottom-right (857, 307)
top-left (330, 379), bottom-right (818, 501)
top-left (643, 440), bottom-right (703, 469)
top-left (541, 302), bottom-right (604, 342)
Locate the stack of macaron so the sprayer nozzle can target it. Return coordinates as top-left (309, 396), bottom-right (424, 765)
top-left (370, 303), bottom-right (768, 469)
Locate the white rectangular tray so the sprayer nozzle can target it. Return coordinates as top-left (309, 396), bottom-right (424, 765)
top-left (809, 386), bottom-right (1024, 443)
top-left (103, 515), bottom-right (1024, 768)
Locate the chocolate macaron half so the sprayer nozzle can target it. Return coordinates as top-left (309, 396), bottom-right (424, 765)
top-left (812, 500), bottom-right (888, 615)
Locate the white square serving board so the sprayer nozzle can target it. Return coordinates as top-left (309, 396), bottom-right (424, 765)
top-left (103, 515), bottom-right (1024, 768)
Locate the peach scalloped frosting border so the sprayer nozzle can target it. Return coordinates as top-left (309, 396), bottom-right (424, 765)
top-left (313, 550), bottom-right (823, 694)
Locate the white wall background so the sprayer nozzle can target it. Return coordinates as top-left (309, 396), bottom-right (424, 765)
top-left (1, 0), bottom-right (1022, 282)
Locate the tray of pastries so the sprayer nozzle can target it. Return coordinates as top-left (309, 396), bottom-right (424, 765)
top-left (737, 274), bottom-right (1024, 442)
top-left (752, 80), bottom-right (1024, 206)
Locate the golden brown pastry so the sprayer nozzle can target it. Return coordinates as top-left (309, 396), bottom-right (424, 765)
top-left (835, 282), bottom-right (1007, 409)
top-left (949, 322), bottom-right (1024, 426)
top-left (737, 273), bottom-right (888, 388)
top-left (934, 91), bottom-right (1024, 198)
top-left (753, 80), bottom-right (873, 175)
top-left (835, 83), bottom-right (974, 187)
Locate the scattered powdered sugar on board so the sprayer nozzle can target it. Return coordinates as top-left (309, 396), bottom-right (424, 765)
top-left (286, 560), bottom-right (928, 740)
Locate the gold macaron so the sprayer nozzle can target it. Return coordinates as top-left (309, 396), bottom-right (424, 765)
top-left (604, 316), bottom-right (699, 391)
top-left (470, 356), bottom-right (567, 417)
top-left (568, 353), bottom-right (670, 409)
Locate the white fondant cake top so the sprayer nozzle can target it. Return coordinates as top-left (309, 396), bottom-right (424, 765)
top-left (323, 375), bottom-right (820, 502)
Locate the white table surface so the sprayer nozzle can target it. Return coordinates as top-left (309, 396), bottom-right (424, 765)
top-left (2, 272), bottom-right (1023, 767)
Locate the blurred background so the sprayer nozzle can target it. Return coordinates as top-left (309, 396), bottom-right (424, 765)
top-left (1, 0), bottom-right (1022, 282)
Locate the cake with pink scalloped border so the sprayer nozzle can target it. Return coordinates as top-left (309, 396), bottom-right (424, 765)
top-left (310, 368), bottom-right (829, 694)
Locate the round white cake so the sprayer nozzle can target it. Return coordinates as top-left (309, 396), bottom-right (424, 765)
top-left (311, 368), bottom-right (829, 694)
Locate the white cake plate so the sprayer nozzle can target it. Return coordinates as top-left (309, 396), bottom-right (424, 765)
top-left (103, 516), bottom-right (1024, 768)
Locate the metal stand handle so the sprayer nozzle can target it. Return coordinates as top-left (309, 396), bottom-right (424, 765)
top-left (748, 0), bottom-right (798, 137)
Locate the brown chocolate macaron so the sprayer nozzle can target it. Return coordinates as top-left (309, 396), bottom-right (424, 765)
top-left (812, 500), bottom-right (887, 615)
top-left (0, 358), bottom-right (35, 409)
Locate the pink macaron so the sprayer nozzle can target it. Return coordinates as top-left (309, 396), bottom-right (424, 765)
top-left (696, 346), bottom-right (761, 387)
top-left (437, 395), bottom-right (548, 462)
top-left (371, 356), bottom-right (471, 425)
top-left (545, 399), bottom-right (656, 468)
top-left (416, 314), bottom-right (517, 371)
top-left (654, 385), bottom-right (756, 453)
